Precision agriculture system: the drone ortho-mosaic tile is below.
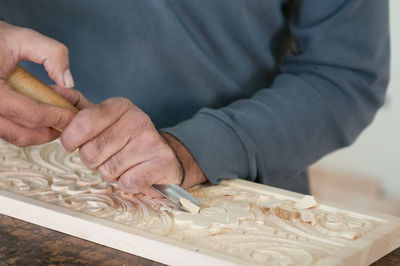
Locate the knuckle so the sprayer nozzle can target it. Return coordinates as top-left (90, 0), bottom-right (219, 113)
top-left (54, 43), bottom-right (69, 57)
top-left (79, 142), bottom-right (100, 168)
top-left (103, 97), bottom-right (129, 107)
top-left (96, 99), bottom-right (119, 116)
top-left (25, 112), bottom-right (44, 129)
top-left (107, 97), bottom-right (133, 116)
top-left (95, 101), bottom-right (109, 113)
top-left (73, 111), bottom-right (92, 135)
top-left (99, 156), bottom-right (121, 181)
top-left (56, 109), bottom-right (74, 130)
top-left (15, 135), bottom-right (32, 147)
top-left (134, 112), bottom-right (151, 129)
top-left (142, 132), bottom-right (163, 150)
top-left (115, 97), bottom-right (132, 109)
top-left (9, 133), bottom-right (32, 147)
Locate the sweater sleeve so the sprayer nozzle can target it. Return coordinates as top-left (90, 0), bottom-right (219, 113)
top-left (162, 0), bottom-right (390, 189)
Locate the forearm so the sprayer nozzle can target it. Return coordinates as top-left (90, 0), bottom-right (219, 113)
top-left (162, 0), bottom-right (390, 191)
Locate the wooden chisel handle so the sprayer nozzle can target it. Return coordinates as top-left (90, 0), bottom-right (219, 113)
top-left (5, 65), bottom-right (79, 114)
top-left (5, 65), bottom-right (79, 132)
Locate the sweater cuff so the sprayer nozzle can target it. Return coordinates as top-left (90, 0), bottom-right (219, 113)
top-left (161, 109), bottom-right (249, 185)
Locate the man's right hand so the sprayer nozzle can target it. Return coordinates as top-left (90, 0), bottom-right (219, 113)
top-left (0, 21), bottom-right (76, 147)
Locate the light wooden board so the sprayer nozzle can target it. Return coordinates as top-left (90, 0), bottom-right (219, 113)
top-left (0, 140), bottom-right (399, 265)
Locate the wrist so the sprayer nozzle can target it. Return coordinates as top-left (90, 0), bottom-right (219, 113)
top-left (161, 132), bottom-right (207, 189)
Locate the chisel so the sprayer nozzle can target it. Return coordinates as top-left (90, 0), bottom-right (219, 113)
top-left (5, 65), bottom-right (200, 213)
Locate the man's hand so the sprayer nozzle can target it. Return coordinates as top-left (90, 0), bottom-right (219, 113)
top-left (0, 21), bottom-right (206, 193)
top-left (0, 21), bottom-right (76, 146)
top-left (60, 97), bottom-right (207, 194)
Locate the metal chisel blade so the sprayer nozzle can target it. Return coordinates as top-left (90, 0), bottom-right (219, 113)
top-left (152, 184), bottom-right (200, 212)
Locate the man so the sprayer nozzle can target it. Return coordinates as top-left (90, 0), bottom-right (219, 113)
top-left (0, 0), bottom-right (390, 195)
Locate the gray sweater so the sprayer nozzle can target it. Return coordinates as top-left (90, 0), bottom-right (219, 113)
top-left (1, 0), bottom-right (389, 194)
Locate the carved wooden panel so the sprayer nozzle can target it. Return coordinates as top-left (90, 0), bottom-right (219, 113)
top-left (0, 140), bottom-right (399, 265)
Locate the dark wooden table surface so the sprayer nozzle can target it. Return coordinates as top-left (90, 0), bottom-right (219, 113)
top-left (0, 214), bottom-right (398, 265)
top-left (0, 214), bottom-right (162, 266)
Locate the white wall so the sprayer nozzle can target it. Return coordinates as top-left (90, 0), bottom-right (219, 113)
top-left (315, 0), bottom-right (400, 199)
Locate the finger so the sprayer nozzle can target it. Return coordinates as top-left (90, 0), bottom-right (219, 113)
top-left (0, 81), bottom-right (75, 130)
top-left (97, 129), bottom-right (174, 182)
top-left (50, 85), bottom-right (94, 110)
top-left (78, 110), bottom-right (137, 169)
top-left (116, 153), bottom-right (182, 194)
top-left (96, 139), bottom-right (150, 182)
top-left (0, 115), bottom-right (60, 147)
top-left (116, 162), bottom-right (160, 194)
top-left (60, 97), bottom-right (136, 152)
top-left (13, 27), bottom-right (74, 87)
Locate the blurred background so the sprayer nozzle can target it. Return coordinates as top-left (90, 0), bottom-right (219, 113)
top-left (309, 0), bottom-right (400, 216)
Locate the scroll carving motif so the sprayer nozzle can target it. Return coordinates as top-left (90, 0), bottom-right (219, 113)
top-left (0, 140), bottom-right (380, 265)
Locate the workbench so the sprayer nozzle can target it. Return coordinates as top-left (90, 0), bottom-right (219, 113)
top-left (0, 214), bottom-right (398, 266)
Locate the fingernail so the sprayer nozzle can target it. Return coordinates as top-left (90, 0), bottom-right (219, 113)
top-left (63, 69), bottom-right (75, 88)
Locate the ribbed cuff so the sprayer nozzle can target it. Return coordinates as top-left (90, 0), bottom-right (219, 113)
top-left (161, 109), bottom-right (250, 185)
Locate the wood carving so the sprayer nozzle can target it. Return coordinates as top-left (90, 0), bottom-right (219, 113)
top-left (0, 139), bottom-right (399, 265)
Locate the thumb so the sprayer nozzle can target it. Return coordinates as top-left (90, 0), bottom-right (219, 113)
top-left (14, 28), bottom-right (74, 88)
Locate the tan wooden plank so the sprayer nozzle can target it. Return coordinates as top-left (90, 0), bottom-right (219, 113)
top-left (0, 140), bottom-right (399, 265)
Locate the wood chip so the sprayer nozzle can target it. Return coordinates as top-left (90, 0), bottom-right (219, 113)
top-left (179, 197), bottom-right (200, 214)
top-left (294, 195), bottom-right (318, 210)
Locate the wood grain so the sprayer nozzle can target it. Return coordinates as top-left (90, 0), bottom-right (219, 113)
top-left (0, 214), bottom-right (162, 266)
top-left (0, 140), bottom-right (399, 265)
top-left (1, 214), bottom-right (398, 266)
